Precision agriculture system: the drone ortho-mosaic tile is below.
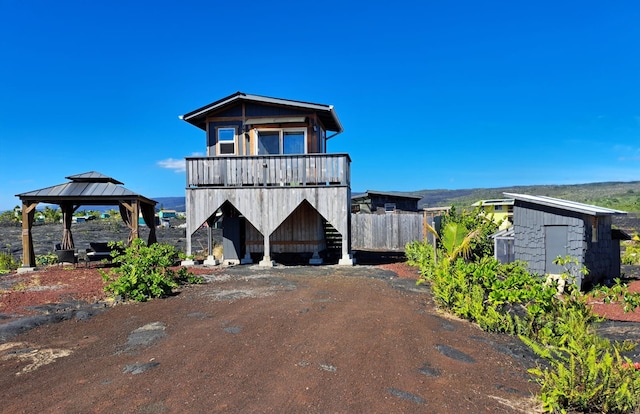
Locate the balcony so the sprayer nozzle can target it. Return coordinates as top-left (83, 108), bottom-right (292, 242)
top-left (186, 154), bottom-right (351, 188)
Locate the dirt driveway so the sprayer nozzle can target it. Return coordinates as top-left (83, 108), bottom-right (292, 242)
top-left (0, 263), bottom-right (541, 413)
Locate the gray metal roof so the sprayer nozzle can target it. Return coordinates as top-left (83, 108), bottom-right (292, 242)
top-left (181, 91), bottom-right (343, 134)
top-left (504, 192), bottom-right (626, 216)
top-left (16, 171), bottom-right (156, 206)
top-left (65, 171), bottom-right (123, 185)
top-left (352, 190), bottom-right (423, 201)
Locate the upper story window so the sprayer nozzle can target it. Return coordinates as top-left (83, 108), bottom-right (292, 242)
top-left (218, 127), bottom-right (236, 155)
top-left (256, 128), bottom-right (306, 155)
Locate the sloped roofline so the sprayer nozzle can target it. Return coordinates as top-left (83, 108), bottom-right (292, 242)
top-left (352, 190), bottom-right (423, 201)
top-left (471, 198), bottom-right (514, 207)
top-left (16, 172), bottom-right (156, 206)
top-left (504, 192), bottom-right (626, 216)
top-left (180, 91), bottom-right (343, 134)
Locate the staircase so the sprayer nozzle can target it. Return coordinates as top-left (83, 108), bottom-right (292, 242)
top-left (323, 220), bottom-right (342, 261)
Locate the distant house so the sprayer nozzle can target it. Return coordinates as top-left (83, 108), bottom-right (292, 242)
top-left (158, 209), bottom-right (177, 219)
top-left (504, 192), bottom-right (628, 290)
top-left (351, 191), bottom-right (422, 214)
top-left (471, 198), bottom-right (513, 230)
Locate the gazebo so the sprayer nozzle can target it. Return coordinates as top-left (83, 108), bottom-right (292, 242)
top-left (16, 172), bottom-right (158, 268)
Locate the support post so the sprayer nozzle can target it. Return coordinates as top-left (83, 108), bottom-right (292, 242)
top-left (20, 202), bottom-right (37, 268)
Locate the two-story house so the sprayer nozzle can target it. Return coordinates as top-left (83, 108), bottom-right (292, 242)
top-left (180, 92), bottom-right (354, 266)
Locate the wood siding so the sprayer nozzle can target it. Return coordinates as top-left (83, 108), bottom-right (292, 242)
top-left (351, 213), bottom-right (424, 251)
top-left (186, 154), bottom-right (350, 187)
top-left (185, 185), bottom-right (351, 258)
top-left (245, 202), bottom-right (325, 254)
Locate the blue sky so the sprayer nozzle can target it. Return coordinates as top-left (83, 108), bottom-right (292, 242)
top-left (1, 0), bottom-right (639, 211)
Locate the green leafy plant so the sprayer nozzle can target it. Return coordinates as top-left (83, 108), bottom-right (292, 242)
top-left (592, 278), bottom-right (640, 313)
top-left (622, 236), bottom-right (640, 265)
top-left (100, 239), bottom-right (201, 302)
top-left (408, 219), bottom-right (640, 412)
top-left (522, 326), bottom-right (640, 413)
top-left (36, 253), bottom-right (59, 267)
top-left (0, 251), bottom-right (19, 274)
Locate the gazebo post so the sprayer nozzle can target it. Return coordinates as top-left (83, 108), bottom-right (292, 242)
top-left (20, 201), bottom-right (38, 268)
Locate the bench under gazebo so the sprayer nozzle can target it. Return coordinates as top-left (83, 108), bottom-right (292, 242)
top-left (16, 171), bottom-right (157, 269)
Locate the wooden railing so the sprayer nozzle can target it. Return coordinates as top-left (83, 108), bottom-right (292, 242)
top-left (186, 154), bottom-right (351, 187)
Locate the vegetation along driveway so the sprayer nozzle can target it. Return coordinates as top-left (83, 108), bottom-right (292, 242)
top-left (0, 263), bottom-right (542, 413)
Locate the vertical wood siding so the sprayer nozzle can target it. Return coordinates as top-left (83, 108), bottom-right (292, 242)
top-left (351, 213), bottom-right (424, 251)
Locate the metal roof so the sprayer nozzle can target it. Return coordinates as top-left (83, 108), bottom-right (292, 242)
top-left (471, 198), bottom-right (514, 207)
top-left (16, 171), bottom-right (156, 206)
top-left (65, 171), bottom-right (123, 185)
top-left (491, 227), bottom-right (514, 239)
top-left (180, 91), bottom-right (343, 134)
top-left (504, 192), bottom-right (626, 216)
top-left (352, 190), bottom-right (424, 201)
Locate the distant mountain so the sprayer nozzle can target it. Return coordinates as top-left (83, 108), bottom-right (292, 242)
top-left (149, 180), bottom-right (640, 214)
top-left (154, 197), bottom-right (186, 212)
top-left (411, 181), bottom-right (640, 212)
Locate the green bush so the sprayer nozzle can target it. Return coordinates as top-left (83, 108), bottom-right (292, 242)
top-left (0, 251), bottom-right (18, 274)
top-left (36, 253), bottom-right (59, 267)
top-left (407, 225), bottom-right (640, 412)
top-left (101, 239), bottom-right (202, 302)
top-left (622, 238), bottom-right (640, 265)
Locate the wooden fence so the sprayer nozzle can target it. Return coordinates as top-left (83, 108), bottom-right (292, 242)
top-left (351, 213), bottom-right (425, 251)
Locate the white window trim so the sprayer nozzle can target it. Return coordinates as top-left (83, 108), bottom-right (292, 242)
top-left (217, 127), bottom-right (236, 155)
top-left (255, 127), bottom-right (307, 155)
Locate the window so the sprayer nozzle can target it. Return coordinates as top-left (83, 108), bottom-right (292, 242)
top-left (384, 203), bottom-right (396, 213)
top-left (256, 128), bottom-right (306, 155)
top-left (218, 128), bottom-right (236, 155)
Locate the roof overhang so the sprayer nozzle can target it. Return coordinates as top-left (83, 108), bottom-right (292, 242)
top-left (181, 92), bottom-right (343, 135)
top-left (504, 192), bottom-right (627, 216)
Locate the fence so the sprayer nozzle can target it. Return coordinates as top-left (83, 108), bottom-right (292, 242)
top-left (351, 213), bottom-right (425, 251)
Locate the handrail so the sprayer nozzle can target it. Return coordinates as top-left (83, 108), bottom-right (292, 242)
top-left (186, 154), bottom-right (351, 187)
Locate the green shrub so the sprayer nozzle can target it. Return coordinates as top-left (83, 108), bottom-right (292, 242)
top-left (0, 251), bottom-right (18, 273)
top-left (408, 220), bottom-right (640, 412)
top-left (522, 324), bottom-right (640, 413)
top-left (101, 239), bottom-right (201, 302)
top-left (622, 238), bottom-right (640, 265)
top-left (36, 253), bottom-right (59, 267)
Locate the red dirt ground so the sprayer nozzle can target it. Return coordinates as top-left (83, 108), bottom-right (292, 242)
top-left (0, 262), bottom-right (637, 413)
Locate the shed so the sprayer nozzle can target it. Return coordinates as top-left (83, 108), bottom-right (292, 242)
top-left (504, 192), bottom-right (627, 290)
top-left (351, 190), bottom-right (422, 214)
top-left (16, 172), bottom-right (157, 268)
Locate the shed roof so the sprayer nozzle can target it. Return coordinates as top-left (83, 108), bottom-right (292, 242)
top-left (504, 193), bottom-right (627, 216)
top-left (471, 198), bottom-right (514, 207)
top-left (180, 91), bottom-right (343, 134)
top-left (16, 171), bottom-right (156, 206)
top-left (352, 190), bottom-right (423, 202)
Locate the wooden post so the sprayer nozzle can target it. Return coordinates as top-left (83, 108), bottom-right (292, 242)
top-left (21, 202), bottom-right (38, 267)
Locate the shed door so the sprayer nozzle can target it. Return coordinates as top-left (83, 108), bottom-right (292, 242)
top-left (545, 225), bottom-right (568, 274)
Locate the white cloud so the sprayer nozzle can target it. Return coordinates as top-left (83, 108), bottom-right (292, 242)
top-left (157, 158), bottom-right (186, 172)
top-left (157, 153), bottom-right (204, 173)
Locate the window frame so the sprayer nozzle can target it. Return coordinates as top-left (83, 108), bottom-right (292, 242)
top-left (217, 127), bottom-right (237, 155)
top-left (255, 127), bottom-right (307, 155)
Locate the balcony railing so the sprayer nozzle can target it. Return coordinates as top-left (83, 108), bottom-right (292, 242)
top-left (186, 154), bottom-right (351, 188)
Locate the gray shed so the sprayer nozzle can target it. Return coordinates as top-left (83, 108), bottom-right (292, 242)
top-left (504, 192), bottom-right (627, 290)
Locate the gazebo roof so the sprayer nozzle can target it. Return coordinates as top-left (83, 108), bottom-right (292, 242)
top-left (16, 171), bottom-right (156, 207)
